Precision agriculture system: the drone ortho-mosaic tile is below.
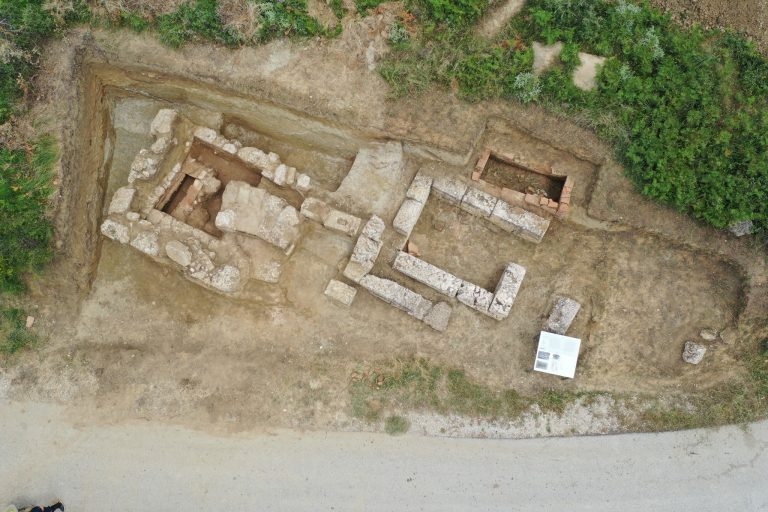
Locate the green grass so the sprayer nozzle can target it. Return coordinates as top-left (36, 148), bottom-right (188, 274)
top-left (384, 415), bottom-right (410, 435)
top-left (379, 0), bottom-right (768, 234)
top-left (0, 307), bottom-right (39, 355)
top-left (348, 357), bottom-right (593, 424)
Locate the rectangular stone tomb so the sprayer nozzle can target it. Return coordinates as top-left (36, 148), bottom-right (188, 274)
top-left (214, 180), bottom-right (301, 252)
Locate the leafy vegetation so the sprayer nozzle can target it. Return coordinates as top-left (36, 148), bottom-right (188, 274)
top-left (380, 0), bottom-right (768, 232)
top-left (384, 414), bottom-right (410, 435)
top-left (0, 307), bottom-right (39, 354)
top-left (349, 357), bottom-right (594, 423)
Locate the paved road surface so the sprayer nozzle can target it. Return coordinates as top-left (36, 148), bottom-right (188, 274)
top-left (1, 400), bottom-right (766, 511)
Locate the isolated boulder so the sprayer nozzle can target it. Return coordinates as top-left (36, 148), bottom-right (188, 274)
top-left (682, 341), bottom-right (706, 365)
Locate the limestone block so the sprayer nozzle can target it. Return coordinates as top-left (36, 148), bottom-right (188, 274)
top-left (361, 215), bottom-right (385, 241)
top-left (488, 263), bottom-right (526, 320)
top-left (237, 147), bottom-right (270, 169)
top-left (126, 212), bottom-right (140, 222)
top-left (165, 240), bottom-right (192, 267)
top-left (393, 252), bottom-right (462, 297)
top-left (544, 297), bottom-right (581, 335)
top-left (300, 197), bottom-right (331, 223)
top-left (128, 149), bottom-right (158, 182)
top-left (108, 187), bottom-right (136, 215)
top-left (532, 41), bottom-right (563, 75)
top-left (406, 173), bottom-right (433, 203)
top-left (323, 209), bottom-right (361, 237)
top-left (573, 53), bottom-right (606, 91)
top-left (343, 235), bottom-right (383, 283)
top-left (273, 164), bottom-right (289, 186)
top-left (729, 220), bottom-right (754, 237)
top-left (194, 126), bottom-right (218, 144)
top-left (150, 109), bottom-right (178, 138)
top-left (423, 302), bottom-right (452, 332)
top-left (490, 200), bottom-right (551, 243)
top-left (456, 281), bottom-right (493, 313)
top-left (682, 341), bottom-right (706, 365)
top-left (324, 279), bottom-right (357, 306)
top-left (100, 219), bottom-right (130, 244)
top-left (150, 136), bottom-right (173, 155)
top-left (432, 175), bottom-right (468, 205)
top-left (359, 275), bottom-right (433, 320)
top-left (334, 141), bottom-right (405, 217)
top-left (130, 231), bottom-right (160, 256)
top-left (209, 265), bottom-right (241, 293)
top-left (393, 198), bottom-right (425, 238)
top-left (460, 187), bottom-right (498, 218)
top-left (295, 173), bottom-right (311, 194)
top-left (214, 181), bottom-right (301, 251)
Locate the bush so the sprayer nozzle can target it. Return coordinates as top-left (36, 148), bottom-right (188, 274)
top-left (384, 415), bottom-right (410, 435)
top-left (0, 138), bottom-right (56, 292)
top-left (408, 0), bottom-right (488, 27)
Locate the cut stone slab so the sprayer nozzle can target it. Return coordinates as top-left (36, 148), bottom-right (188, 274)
top-left (150, 109), bottom-right (178, 138)
top-left (432, 175), bottom-right (468, 206)
top-left (460, 186), bottom-right (498, 218)
top-left (359, 274), bottom-right (433, 320)
top-left (209, 265), bottom-right (240, 293)
top-left (700, 328), bottom-right (719, 342)
top-left (214, 181), bottom-right (301, 252)
top-left (361, 215), bottom-right (385, 241)
top-left (323, 209), bottom-right (362, 237)
top-left (393, 251), bottom-right (462, 298)
top-left (490, 200), bottom-right (551, 243)
top-left (728, 220), bottom-right (754, 237)
top-left (544, 296), bottom-right (581, 335)
top-left (100, 219), bottom-right (130, 244)
top-left (406, 173), bottom-right (433, 204)
top-left (130, 231), bottom-right (160, 256)
top-left (573, 52), bottom-right (606, 91)
top-left (165, 240), bottom-right (192, 267)
top-left (532, 41), bottom-right (563, 75)
top-left (295, 173), bottom-right (311, 194)
top-left (300, 197), bottom-right (332, 223)
top-left (108, 187), bottom-right (136, 215)
top-left (682, 341), bottom-right (706, 365)
top-left (128, 149), bottom-right (158, 183)
top-left (423, 302), bottom-right (452, 332)
top-left (456, 281), bottom-right (494, 314)
top-left (343, 235), bottom-right (383, 282)
top-left (488, 263), bottom-right (527, 320)
top-left (393, 198), bottom-right (425, 238)
top-left (335, 141), bottom-right (405, 217)
top-left (324, 279), bottom-right (357, 306)
top-left (476, 0), bottom-right (526, 38)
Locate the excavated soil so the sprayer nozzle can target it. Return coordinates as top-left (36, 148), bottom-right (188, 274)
top-left (2, 13), bottom-right (766, 437)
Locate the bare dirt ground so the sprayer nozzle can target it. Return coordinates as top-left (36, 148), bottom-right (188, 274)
top-left (1, 9), bottom-right (766, 437)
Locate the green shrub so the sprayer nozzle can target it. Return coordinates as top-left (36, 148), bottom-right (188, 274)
top-left (384, 415), bottom-right (410, 435)
top-left (355, 0), bottom-right (386, 16)
top-left (0, 138), bottom-right (56, 293)
top-left (0, 307), bottom-right (39, 354)
top-left (408, 0), bottom-right (488, 27)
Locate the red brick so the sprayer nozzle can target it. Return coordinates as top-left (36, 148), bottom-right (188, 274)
top-left (525, 194), bottom-right (538, 205)
top-left (539, 196), bottom-right (549, 206)
top-left (548, 199), bottom-right (558, 208)
top-left (471, 170), bottom-right (482, 181)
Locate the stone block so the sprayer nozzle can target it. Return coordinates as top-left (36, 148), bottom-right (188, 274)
top-left (128, 149), bottom-right (158, 183)
top-left (682, 341), bottom-right (706, 365)
top-left (460, 186), bottom-right (498, 218)
top-left (544, 296), bottom-right (581, 334)
top-left (295, 173), bottom-right (311, 194)
top-left (343, 236), bottom-right (382, 282)
top-left (490, 200), bottom-right (550, 243)
top-left (150, 109), bottom-right (178, 138)
top-left (323, 209), bottom-right (361, 237)
top-left (300, 197), bottom-right (331, 223)
top-left (335, 141), bottom-right (405, 217)
top-left (393, 252), bottom-right (462, 297)
top-left (237, 147), bottom-right (271, 170)
top-left (209, 265), bottom-right (241, 293)
top-left (456, 281), bottom-right (493, 313)
top-left (406, 173), bottom-right (433, 203)
top-left (100, 219), bottom-right (130, 244)
top-left (194, 126), bottom-right (218, 144)
top-left (392, 198), bottom-right (425, 238)
top-left (488, 263), bottom-right (526, 320)
top-left (165, 240), bottom-right (192, 267)
top-left (431, 175), bottom-right (468, 205)
top-left (324, 279), bottom-right (357, 306)
top-left (423, 302), bottom-right (452, 332)
top-left (359, 275), bottom-right (433, 320)
top-left (361, 215), bottom-right (385, 241)
top-left (108, 187), bottom-right (136, 215)
top-left (130, 231), bottom-right (160, 256)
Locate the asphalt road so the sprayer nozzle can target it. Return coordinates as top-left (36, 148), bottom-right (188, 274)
top-left (1, 400), bottom-right (766, 511)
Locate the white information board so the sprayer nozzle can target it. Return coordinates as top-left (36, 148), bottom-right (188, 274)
top-left (533, 331), bottom-right (581, 378)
